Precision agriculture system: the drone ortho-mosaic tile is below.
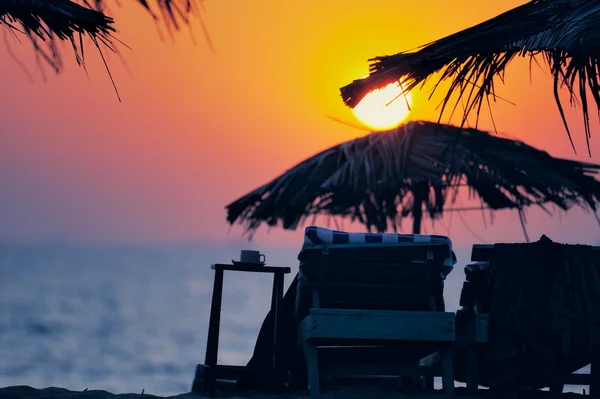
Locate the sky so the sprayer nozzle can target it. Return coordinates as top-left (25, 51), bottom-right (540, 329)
top-left (1, 0), bottom-right (600, 246)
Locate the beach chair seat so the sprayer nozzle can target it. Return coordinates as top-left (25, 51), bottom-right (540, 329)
top-left (295, 226), bottom-right (457, 396)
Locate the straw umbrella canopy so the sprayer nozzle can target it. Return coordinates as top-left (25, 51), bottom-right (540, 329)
top-left (1, 0), bottom-right (206, 76)
top-left (340, 0), bottom-right (600, 154)
top-left (91, 0), bottom-right (203, 30)
top-left (226, 121), bottom-right (600, 238)
top-left (1, 0), bottom-right (115, 73)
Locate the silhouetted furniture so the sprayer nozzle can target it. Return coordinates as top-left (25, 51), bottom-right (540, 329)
top-left (460, 240), bottom-right (600, 397)
top-left (192, 263), bottom-right (290, 397)
top-left (295, 226), bottom-right (457, 396)
top-left (456, 258), bottom-right (490, 395)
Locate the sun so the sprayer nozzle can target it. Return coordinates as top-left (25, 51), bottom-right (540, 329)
top-left (352, 81), bottom-right (412, 131)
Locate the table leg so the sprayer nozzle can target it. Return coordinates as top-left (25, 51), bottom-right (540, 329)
top-left (204, 268), bottom-right (224, 397)
top-left (270, 272), bottom-right (285, 393)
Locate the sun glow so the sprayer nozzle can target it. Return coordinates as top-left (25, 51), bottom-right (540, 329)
top-left (352, 82), bottom-right (412, 130)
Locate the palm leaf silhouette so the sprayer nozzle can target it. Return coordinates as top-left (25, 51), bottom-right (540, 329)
top-left (340, 0), bottom-right (600, 154)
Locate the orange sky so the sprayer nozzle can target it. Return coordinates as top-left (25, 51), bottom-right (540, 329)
top-left (1, 0), bottom-right (600, 246)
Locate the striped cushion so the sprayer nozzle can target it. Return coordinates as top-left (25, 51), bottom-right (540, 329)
top-left (302, 226), bottom-right (456, 278)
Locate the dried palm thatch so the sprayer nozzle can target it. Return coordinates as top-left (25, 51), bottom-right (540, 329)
top-left (92, 0), bottom-right (212, 43)
top-left (89, 0), bottom-right (214, 62)
top-left (340, 0), bottom-right (600, 154)
top-left (226, 121), bottom-right (600, 238)
top-left (1, 0), bottom-right (116, 74)
top-left (1, 0), bottom-right (210, 84)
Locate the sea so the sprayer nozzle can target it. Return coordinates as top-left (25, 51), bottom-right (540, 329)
top-left (0, 243), bottom-right (590, 396)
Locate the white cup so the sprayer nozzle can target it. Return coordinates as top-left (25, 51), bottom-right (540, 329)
top-left (240, 250), bottom-right (266, 264)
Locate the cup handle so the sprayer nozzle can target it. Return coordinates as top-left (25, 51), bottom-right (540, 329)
top-left (259, 254), bottom-right (266, 264)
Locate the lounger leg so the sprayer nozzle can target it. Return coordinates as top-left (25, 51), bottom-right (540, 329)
top-left (424, 375), bottom-right (434, 392)
top-left (440, 346), bottom-right (455, 396)
top-left (419, 355), bottom-right (434, 392)
top-left (466, 346), bottom-right (479, 395)
top-left (303, 341), bottom-right (320, 396)
top-left (591, 359), bottom-right (599, 397)
top-left (549, 382), bottom-right (563, 394)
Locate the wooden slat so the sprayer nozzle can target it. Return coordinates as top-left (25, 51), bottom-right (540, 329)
top-left (470, 244), bottom-right (494, 261)
top-left (211, 264), bottom-right (291, 274)
top-left (563, 372), bottom-right (592, 385)
top-left (317, 344), bottom-right (440, 366)
top-left (310, 264), bottom-right (432, 282)
top-left (301, 261), bottom-right (436, 282)
top-left (309, 308), bottom-right (455, 318)
top-left (300, 309), bottom-right (455, 342)
top-left (319, 363), bottom-right (441, 377)
top-left (314, 286), bottom-right (435, 311)
top-left (471, 244), bottom-right (600, 262)
top-left (212, 365), bottom-right (273, 381)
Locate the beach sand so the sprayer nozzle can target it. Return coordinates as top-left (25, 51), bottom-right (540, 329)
top-left (0, 385), bottom-right (590, 399)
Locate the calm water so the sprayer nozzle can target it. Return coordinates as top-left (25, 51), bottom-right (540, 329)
top-left (0, 243), bottom-right (588, 395)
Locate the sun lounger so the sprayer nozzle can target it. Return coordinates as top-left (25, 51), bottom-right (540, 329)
top-left (461, 238), bottom-right (600, 397)
top-left (295, 226), bottom-right (457, 396)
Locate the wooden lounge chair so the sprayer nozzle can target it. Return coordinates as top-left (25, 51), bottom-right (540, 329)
top-left (461, 241), bottom-right (600, 397)
top-left (294, 226), bottom-right (457, 396)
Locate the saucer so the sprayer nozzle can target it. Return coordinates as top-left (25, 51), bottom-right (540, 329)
top-left (232, 260), bottom-right (265, 266)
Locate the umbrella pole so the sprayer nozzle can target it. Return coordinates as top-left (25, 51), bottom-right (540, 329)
top-left (412, 199), bottom-right (423, 234)
top-left (412, 182), bottom-right (429, 234)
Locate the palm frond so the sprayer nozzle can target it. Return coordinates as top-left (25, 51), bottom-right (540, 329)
top-left (340, 0), bottom-right (600, 155)
top-left (1, 0), bottom-right (115, 73)
top-left (2, 0), bottom-right (211, 77)
top-left (226, 121), bottom-right (600, 236)
top-left (92, 0), bottom-right (209, 36)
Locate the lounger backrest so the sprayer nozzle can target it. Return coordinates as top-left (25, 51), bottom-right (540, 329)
top-left (470, 244), bottom-right (494, 263)
top-left (466, 243), bottom-right (600, 313)
top-left (471, 244), bottom-right (600, 262)
top-left (295, 226), bottom-right (456, 317)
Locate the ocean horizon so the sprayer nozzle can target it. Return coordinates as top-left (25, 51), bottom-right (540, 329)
top-left (0, 242), bottom-right (589, 395)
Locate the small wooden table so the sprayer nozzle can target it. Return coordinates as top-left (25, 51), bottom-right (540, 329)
top-left (194, 263), bottom-right (291, 397)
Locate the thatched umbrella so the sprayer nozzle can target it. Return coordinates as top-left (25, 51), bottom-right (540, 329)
top-left (92, 0), bottom-right (203, 30)
top-left (226, 121), bottom-right (600, 238)
top-left (1, 0), bottom-right (208, 80)
top-left (89, 0), bottom-right (211, 46)
top-left (340, 0), bottom-right (600, 154)
top-left (1, 0), bottom-right (115, 73)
